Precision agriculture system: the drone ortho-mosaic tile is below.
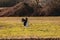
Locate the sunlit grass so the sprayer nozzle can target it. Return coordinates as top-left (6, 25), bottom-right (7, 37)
top-left (0, 17), bottom-right (60, 38)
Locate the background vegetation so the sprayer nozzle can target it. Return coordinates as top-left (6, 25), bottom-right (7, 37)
top-left (0, 0), bottom-right (60, 16)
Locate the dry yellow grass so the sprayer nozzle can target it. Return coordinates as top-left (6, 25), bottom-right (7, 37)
top-left (0, 17), bottom-right (60, 38)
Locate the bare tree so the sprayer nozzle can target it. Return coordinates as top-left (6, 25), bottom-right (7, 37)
top-left (40, 0), bottom-right (60, 16)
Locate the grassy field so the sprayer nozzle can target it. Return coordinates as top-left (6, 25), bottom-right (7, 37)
top-left (0, 17), bottom-right (60, 38)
